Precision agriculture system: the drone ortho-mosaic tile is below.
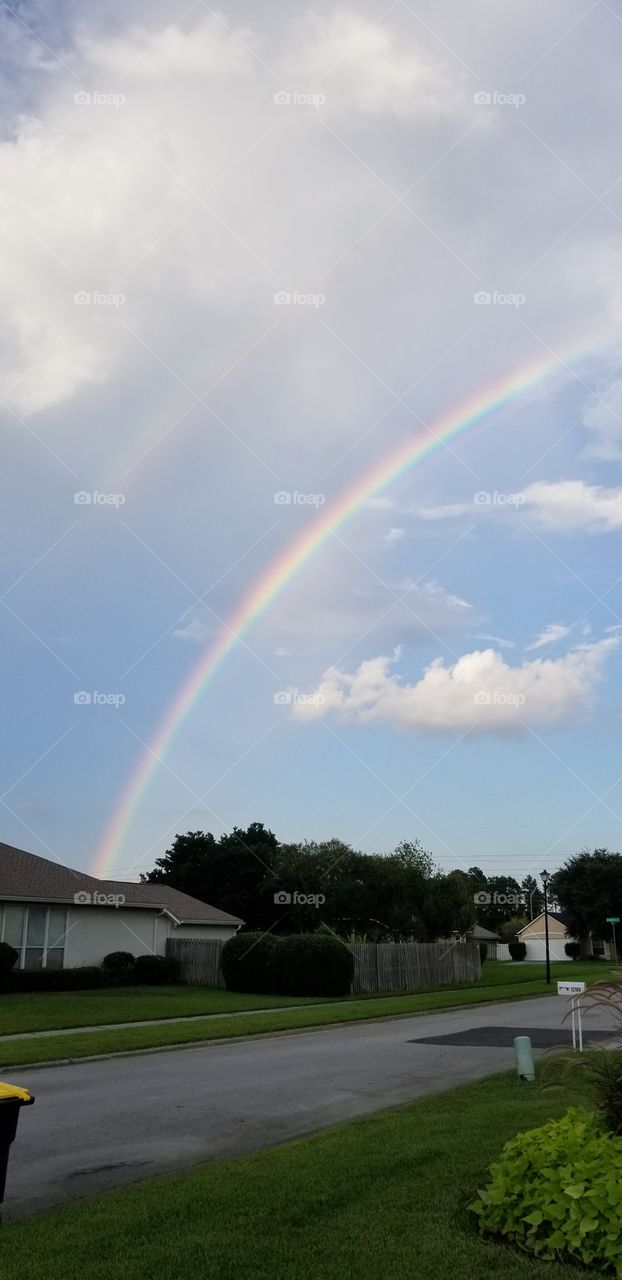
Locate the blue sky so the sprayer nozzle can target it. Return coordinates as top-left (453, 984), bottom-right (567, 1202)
top-left (2, 0), bottom-right (622, 885)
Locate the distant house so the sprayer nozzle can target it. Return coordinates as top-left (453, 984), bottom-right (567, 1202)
top-left (0, 841), bottom-right (242, 970)
top-left (517, 910), bottom-right (576, 962)
top-left (467, 924), bottom-right (502, 944)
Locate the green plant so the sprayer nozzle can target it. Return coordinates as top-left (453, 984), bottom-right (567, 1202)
top-left (133, 954), bottom-right (182, 985)
top-left (0, 941), bottom-right (18, 973)
top-left (7, 966), bottom-right (107, 992)
top-left (470, 1107), bottom-right (622, 1273)
top-left (508, 941), bottom-right (527, 960)
top-left (543, 1050), bottom-right (622, 1136)
top-left (478, 942), bottom-right (488, 964)
top-left (221, 932), bottom-right (353, 996)
top-left (102, 951), bottom-right (136, 983)
top-left (565, 942), bottom-right (581, 959)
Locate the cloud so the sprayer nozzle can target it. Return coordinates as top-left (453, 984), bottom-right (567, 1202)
top-left (526, 623), bottom-right (570, 651)
top-left (293, 637), bottom-right (618, 735)
top-left (583, 379), bottom-right (622, 460)
top-left (521, 481), bottom-right (622, 533)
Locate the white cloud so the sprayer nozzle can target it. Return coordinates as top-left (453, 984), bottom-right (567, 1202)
top-left (526, 623), bottom-right (570, 651)
top-left (293, 637), bottom-right (618, 735)
top-left (521, 480), bottom-right (622, 533)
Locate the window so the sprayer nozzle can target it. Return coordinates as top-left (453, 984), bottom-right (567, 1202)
top-left (0, 904), bottom-right (67, 970)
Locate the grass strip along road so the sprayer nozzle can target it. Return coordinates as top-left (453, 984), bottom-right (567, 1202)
top-left (0, 1067), bottom-right (587, 1280)
top-left (1, 963), bottom-right (616, 1069)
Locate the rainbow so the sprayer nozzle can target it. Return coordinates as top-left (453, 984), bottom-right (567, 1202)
top-left (93, 334), bottom-right (610, 876)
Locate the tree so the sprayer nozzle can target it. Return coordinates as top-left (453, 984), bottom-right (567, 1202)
top-left (141, 823), bottom-right (279, 928)
top-left (553, 849), bottom-right (622, 942)
top-left (521, 875), bottom-right (543, 921)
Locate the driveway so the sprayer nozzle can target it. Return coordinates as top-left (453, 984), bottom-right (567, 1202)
top-left (4, 991), bottom-right (618, 1219)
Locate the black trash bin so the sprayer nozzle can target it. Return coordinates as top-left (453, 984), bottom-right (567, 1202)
top-left (0, 1083), bottom-right (34, 1207)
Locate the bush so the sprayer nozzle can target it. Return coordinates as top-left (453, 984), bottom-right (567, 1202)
top-left (221, 933), bottom-right (285, 994)
top-left (221, 932), bottom-right (354, 997)
top-left (508, 941), bottom-right (527, 960)
top-left (0, 942), bottom-right (18, 975)
top-left (7, 965), bottom-right (107, 992)
top-left (133, 954), bottom-right (182, 985)
top-left (470, 1107), bottom-right (622, 1273)
top-left (565, 941), bottom-right (581, 959)
top-left (278, 935), bottom-right (354, 997)
top-left (102, 951), bottom-right (136, 983)
top-left (478, 943), bottom-right (488, 965)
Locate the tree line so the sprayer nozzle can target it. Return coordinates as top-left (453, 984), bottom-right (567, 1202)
top-left (142, 823), bottom-right (557, 940)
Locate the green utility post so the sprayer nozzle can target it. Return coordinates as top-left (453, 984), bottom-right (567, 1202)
top-left (514, 1035), bottom-right (535, 1082)
top-left (607, 917), bottom-right (620, 963)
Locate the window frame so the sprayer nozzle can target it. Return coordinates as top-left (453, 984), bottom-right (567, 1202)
top-left (0, 902), bottom-right (67, 970)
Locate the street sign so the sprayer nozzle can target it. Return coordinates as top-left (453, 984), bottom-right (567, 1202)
top-left (607, 917), bottom-right (620, 924)
top-left (557, 981), bottom-right (586, 995)
top-left (557, 981), bottom-right (586, 1051)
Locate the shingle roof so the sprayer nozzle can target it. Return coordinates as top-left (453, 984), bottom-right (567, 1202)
top-left (0, 841), bottom-right (243, 926)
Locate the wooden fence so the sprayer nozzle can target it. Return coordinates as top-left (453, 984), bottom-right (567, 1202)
top-left (166, 937), bottom-right (226, 987)
top-left (350, 941), bottom-right (480, 993)
top-left (167, 936), bottom-right (480, 992)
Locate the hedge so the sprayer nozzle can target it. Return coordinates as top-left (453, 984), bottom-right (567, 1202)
top-left (221, 932), bottom-right (354, 996)
top-left (565, 941), bottom-right (581, 959)
top-left (508, 941), bottom-right (527, 960)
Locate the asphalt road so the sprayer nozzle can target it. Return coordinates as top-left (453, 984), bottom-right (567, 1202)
top-left (4, 993), bottom-right (619, 1220)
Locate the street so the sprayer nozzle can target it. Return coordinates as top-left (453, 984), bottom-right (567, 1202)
top-left (5, 992), bottom-right (619, 1219)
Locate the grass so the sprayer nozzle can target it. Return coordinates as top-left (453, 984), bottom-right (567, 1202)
top-left (1, 963), bottom-right (617, 1069)
top-left (0, 1067), bottom-right (588, 1280)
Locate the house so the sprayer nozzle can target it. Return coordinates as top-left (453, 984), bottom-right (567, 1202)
top-left (0, 841), bottom-right (243, 970)
top-left (516, 910), bottom-right (576, 962)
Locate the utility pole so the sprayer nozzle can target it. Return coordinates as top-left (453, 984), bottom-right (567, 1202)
top-left (541, 869), bottom-right (551, 985)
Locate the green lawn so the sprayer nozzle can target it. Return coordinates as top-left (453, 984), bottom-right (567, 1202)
top-left (0, 1068), bottom-right (588, 1280)
top-left (1, 964), bottom-right (617, 1069)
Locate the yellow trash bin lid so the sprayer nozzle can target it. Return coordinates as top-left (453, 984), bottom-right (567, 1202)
top-left (0, 1082), bottom-right (33, 1104)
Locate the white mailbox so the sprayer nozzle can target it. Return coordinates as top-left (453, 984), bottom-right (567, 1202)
top-left (557, 980), bottom-right (586, 1049)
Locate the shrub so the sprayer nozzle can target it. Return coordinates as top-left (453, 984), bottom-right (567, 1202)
top-left (221, 932), bottom-right (354, 997)
top-left (0, 942), bottom-right (18, 975)
top-left (102, 951), bottom-right (136, 983)
top-left (544, 1050), bottom-right (622, 1137)
top-left (278, 934), bottom-right (354, 997)
top-left (221, 933), bottom-right (284, 994)
top-left (478, 942), bottom-right (488, 965)
top-left (133, 954), bottom-right (182, 985)
top-left (565, 941), bottom-right (581, 959)
top-left (508, 941), bottom-right (527, 960)
top-left (7, 965), bottom-right (107, 992)
top-left (470, 1107), bottom-right (622, 1273)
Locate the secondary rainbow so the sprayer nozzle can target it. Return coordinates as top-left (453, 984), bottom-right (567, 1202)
top-left (94, 334), bottom-right (609, 876)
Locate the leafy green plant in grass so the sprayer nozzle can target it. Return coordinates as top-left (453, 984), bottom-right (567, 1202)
top-left (470, 1107), bottom-right (622, 1274)
top-left (508, 941), bottom-right (526, 960)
